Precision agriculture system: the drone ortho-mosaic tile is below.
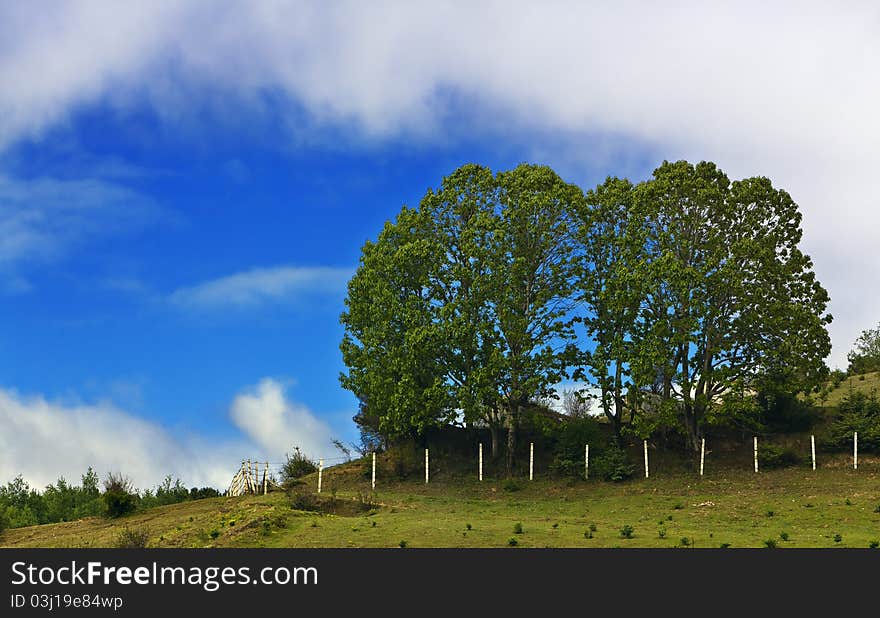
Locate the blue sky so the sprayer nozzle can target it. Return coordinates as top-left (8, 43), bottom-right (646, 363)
top-left (2, 3), bottom-right (877, 489)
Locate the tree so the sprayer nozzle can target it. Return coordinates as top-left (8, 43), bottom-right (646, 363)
top-left (571, 176), bottom-right (647, 441)
top-left (420, 164), bottom-right (507, 457)
top-left (847, 323), bottom-right (880, 374)
top-left (489, 164), bottom-right (581, 472)
top-left (340, 207), bottom-right (455, 441)
top-left (636, 161), bottom-right (832, 450)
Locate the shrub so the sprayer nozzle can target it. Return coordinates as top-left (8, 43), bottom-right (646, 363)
top-left (589, 523), bottom-right (597, 532)
top-left (115, 527), bottom-right (149, 548)
top-left (102, 473), bottom-right (138, 518)
top-left (513, 522), bottom-right (523, 534)
top-left (549, 416), bottom-right (605, 477)
top-left (584, 530), bottom-right (593, 539)
top-left (507, 537), bottom-right (518, 547)
top-left (870, 540), bottom-right (879, 549)
top-left (719, 543), bottom-right (731, 549)
top-left (824, 391), bottom-right (880, 452)
top-left (465, 523), bottom-right (472, 531)
top-left (289, 491), bottom-right (321, 512)
top-left (502, 479), bottom-right (522, 492)
top-left (398, 540), bottom-right (408, 548)
top-left (679, 537), bottom-right (691, 548)
top-left (592, 446), bottom-right (636, 482)
top-left (763, 539), bottom-right (777, 548)
top-left (619, 525), bottom-right (635, 539)
top-left (758, 444), bottom-right (802, 469)
top-left (834, 534), bottom-right (842, 543)
top-left (658, 528), bottom-right (666, 539)
top-left (280, 448), bottom-right (318, 487)
top-left (780, 531), bottom-right (789, 541)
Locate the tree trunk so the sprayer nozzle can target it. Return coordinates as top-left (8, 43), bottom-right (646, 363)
top-left (505, 404), bottom-right (519, 476)
top-left (490, 424), bottom-right (500, 460)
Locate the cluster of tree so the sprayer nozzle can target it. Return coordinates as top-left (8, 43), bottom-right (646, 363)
top-left (847, 323), bottom-right (880, 375)
top-left (0, 469), bottom-right (220, 531)
top-left (340, 161), bottom-right (832, 472)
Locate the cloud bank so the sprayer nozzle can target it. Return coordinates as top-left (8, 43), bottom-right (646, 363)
top-left (0, 378), bottom-right (336, 490)
top-left (0, 2), bottom-right (876, 363)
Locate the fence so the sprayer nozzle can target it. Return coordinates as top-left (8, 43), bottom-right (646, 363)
top-left (225, 431), bottom-right (863, 495)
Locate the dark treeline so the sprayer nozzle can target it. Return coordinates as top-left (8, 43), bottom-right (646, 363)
top-left (340, 160), bottom-right (834, 473)
top-left (0, 469), bottom-right (220, 531)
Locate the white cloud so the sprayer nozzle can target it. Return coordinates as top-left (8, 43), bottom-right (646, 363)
top-left (168, 265), bottom-right (352, 309)
top-left (0, 2), bottom-right (877, 364)
top-left (229, 378), bottom-right (335, 461)
top-left (0, 378), bottom-right (337, 491)
top-left (0, 387), bottom-right (240, 490)
top-left (0, 173), bottom-right (161, 274)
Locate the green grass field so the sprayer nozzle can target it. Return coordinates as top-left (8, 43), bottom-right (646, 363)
top-left (4, 455), bottom-right (880, 549)
top-left (822, 371), bottom-right (880, 407)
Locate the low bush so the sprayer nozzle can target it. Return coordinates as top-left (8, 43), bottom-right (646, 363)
top-left (102, 473), bottom-right (138, 518)
top-left (757, 444), bottom-right (802, 469)
top-left (280, 448), bottom-right (318, 487)
top-left (593, 446), bottom-right (636, 482)
top-left (115, 527), bottom-right (149, 548)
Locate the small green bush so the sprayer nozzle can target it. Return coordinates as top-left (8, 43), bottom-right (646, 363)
top-left (513, 522), bottom-right (523, 534)
top-left (507, 537), bottom-right (518, 546)
top-left (465, 523), bottom-right (472, 531)
top-left (280, 447), bottom-right (318, 487)
top-left (502, 479), bottom-right (522, 492)
top-left (210, 528), bottom-right (221, 539)
top-left (834, 534), bottom-right (842, 543)
top-left (763, 539), bottom-right (777, 548)
top-left (115, 527), bottom-right (149, 548)
top-left (780, 531), bottom-right (789, 541)
top-left (102, 473), bottom-right (138, 518)
top-left (289, 491), bottom-right (321, 512)
top-left (719, 543), bottom-right (731, 549)
top-left (679, 537), bottom-right (691, 548)
top-left (869, 540), bottom-right (879, 549)
top-left (619, 525), bottom-right (634, 539)
top-left (758, 444), bottom-right (803, 469)
top-left (398, 540), bottom-right (408, 548)
top-left (658, 528), bottom-right (666, 539)
top-left (593, 446), bottom-right (636, 482)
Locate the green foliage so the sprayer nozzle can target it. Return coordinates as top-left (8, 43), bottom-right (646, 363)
top-left (513, 522), bottom-right (523, 534)
top-left (824, 391), bottom-right (880, 451)
top-left (502, 479), bottom-right (522, 492)
top-left (592, 445), bottom-right (635, 482)
top-left (763, 539), bottom-right (777, 549)
top-left (280, 447), bottom-right (318, 486)
top-left (780, 531), bottom-right (790, 541)
top-left (548, 416), bottom-right (605, 477)
top-left (847, 323), bottom-right (880, 375)
top-left (834, 533), bottom-right (842, 543)
top-left (869, 540), bottom-right (879, 549)
top-left (507, 537), bottom-right (518, 546)
top-left (619, 524), bottom-right (635, 539)
top-left (398, 540), bottom-right (408, 548)
top-left (115, 527), bottom-right (150, 548)
top-left (758, 444), bottom-right (803, 469)
top-left (102, 473), bottom-right (137, 518)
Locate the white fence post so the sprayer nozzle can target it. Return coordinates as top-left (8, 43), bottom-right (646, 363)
top-left (700, 438), bottom-right (705, 477)
top-left (643, 440), bottom-right (649, 478)
top-left (425, 448), bottom-right (429, 484)
top-left (585, 444), bottom-right (589, 480)
top-left (479, 443), bottom-right (483, 481)
top-left (317, 459), bottom-right (323, 493)
top-left (529, 442), bottom-right (534, 481)
top-left (854, 432), bottom-right (858, 470)
top-left (753, 437), bottom-right (759, 473)
top-left (246, 459), bottom-right (252, 493)
top-left (263, 461), bottom-right (268, 495)
top-left (372, 452), bottom-right (377, 490)
top-left (811, 435), bottom-right (816, 471)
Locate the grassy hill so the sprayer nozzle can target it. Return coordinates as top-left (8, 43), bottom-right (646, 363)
top-left (821, 371), bottom-right (880, 407)
top-left (4, 454), bottom-right (880, 549)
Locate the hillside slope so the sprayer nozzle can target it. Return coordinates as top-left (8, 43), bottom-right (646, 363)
top-left (3, 458), bottom-right (880, 549)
